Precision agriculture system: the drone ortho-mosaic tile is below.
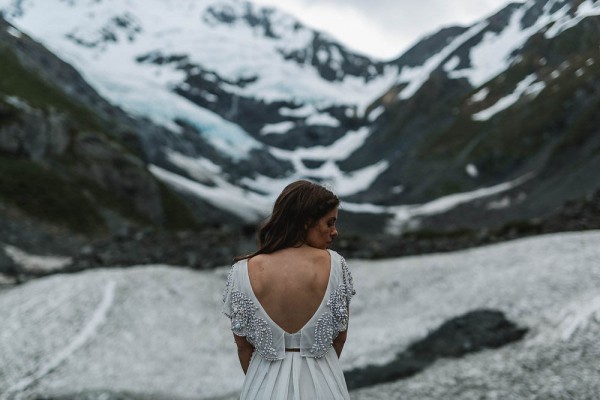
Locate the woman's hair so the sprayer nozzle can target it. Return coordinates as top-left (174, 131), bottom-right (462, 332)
top-left (235, 180), bottom-right (339, 261)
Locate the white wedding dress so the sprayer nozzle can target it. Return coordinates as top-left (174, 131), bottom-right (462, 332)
top-left (222, 249), bottom-right (355, 400)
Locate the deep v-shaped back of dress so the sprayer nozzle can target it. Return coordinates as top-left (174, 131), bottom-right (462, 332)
top-left (246, 247), bottom-right (332, 335)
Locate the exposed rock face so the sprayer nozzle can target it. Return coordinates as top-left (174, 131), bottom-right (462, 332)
top-left (0, 16), bottom-right (202, 237)
top-left (344, 309), bottom-right (528, 390)
top-left (0, 100), bottom-right (70, 159)
top-left (69, 132), bottom-right (164, 225)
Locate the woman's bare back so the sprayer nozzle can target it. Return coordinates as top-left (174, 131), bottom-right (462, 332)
top-left (247, 246), bottom-right (331, 334)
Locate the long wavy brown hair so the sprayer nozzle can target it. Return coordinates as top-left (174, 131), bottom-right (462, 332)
top-left (235, 180), bottom-right (339, 261)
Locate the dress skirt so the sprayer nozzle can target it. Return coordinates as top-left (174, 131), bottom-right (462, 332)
top-left (240, 333), bottom-right (350, 400)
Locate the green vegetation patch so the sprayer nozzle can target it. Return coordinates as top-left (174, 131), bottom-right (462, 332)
top-left (0, 46), bottom-right (103, 131)
top-left (74, 175), bottom-right (152, 228)
top-left (0, 97), bottom-right (20, 127)
top-left (0, 157), bottom-right (105, 234)
top-left (158, 181), bottom-right (202, 231)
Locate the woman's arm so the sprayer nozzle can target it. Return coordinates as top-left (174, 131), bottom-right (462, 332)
top-left (233, 334), bottom-right (254, 374)
top-left (332, 329), bottom-right (347, 358)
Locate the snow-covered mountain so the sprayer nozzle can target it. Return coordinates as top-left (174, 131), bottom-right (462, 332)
top-left (1, 0), bottom-right (599, 233)
top-left (346, 0), bottom-right (600, 231)
top-left (1, 230), bottom-right (599, 399)
top-left (0, 0), bottom-right (397, 217)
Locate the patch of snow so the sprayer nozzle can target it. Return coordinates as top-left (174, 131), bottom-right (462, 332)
top-left (3, 95), bottom-right (33, 112)
top-left (390, 173), bottom-right (533, 229)
top-left (270, 126), bottom-right (371, 162)
top-left (241, 158), bottom-right (389, 199)
top-left (391, 185), bottom-right (404, 194)
top-left (447, 6), bottom-right (531, 86)
top-left (6, 25), bottom-right (21, 38)
top-left (470, 87), bottom-right (489, 103)
top-left (486, 196), bottom-right (512, 210)
top-left (316, 48), bottom-right (328, 64)
top-left (201, 90), bottom-right (218, 102)
top-left (443, 56), bottom-right (460, 72)
top-left (0, 274), bottom-right (17, 285)
top-left (3, 245), bottom-right (72, 273)
top-left (449, 1), bottom-right (599, 88)
top-left (279, 103), bottom-right (315, 117)
top-left (329, 46), bottom-right (343, 70)
top-left (398, 22), bottom-right (488, 99)
top-left (557, 294), bottom-right (600, 341)
top-left (150, 164), bottom-right (271, 222)
top-left (466, 164), bottom-right (479, 178)
top-left (544, 0), bottom-right (600, 39)
top-left (265, 126), bottom-right (390, 196)
top-left (345, 107), bottom-right (357, 118)
top-left (0, 265), bottom-right (246, 399)
top-left (367, 105), bottom-right (385, 122)
top-left (165, 149), bottom-right (222, 183)
top-left (472, 74), bottom-right (545, 121)
top-left (305, 112), bottom-right (340, 127)
top-left (2, 231), bottom-right (599, 398)
top-left (342, 173), bottom-right (534, 234)
top-left (0, 281), bottom-right (116, 398)
top-left (260, 121), bottom-right (295, 135)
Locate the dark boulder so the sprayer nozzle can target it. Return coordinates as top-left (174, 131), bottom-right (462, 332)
top-left (344, 309), bottom-right (528, 390)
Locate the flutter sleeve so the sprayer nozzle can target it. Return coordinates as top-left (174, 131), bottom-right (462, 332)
top-left (222, 263), bottom-right (236, 318)
top-left (328, 253), bottom-right (356, 334)
top-left (221, 261), bottom-right (283, 359)
top-left (341, 255), bottom-right (356, 310)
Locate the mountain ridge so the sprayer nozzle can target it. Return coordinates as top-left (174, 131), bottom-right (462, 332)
top-left (0, 0), bottom-right (598, 238)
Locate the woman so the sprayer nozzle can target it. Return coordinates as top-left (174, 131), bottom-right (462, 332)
top-left (222, 180), bottom-right (355, 399)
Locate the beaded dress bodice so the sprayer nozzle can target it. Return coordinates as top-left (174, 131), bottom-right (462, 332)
top-left (222, 249), bottom-right (355, 360)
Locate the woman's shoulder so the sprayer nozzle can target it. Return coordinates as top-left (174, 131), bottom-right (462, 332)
top-left (225, 258), bottom-right (248, 286)
top-left (327, 248), bottom-right (347, 266)
top-left (230, 257), bottom-right (247, 271)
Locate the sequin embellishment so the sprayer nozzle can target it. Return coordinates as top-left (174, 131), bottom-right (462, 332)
top-left (223, 265), bottom-right (278, 360)
top-left (229, 289), bottom-right (278, 360)
top-left (310, 256), bottom-right (356, 357)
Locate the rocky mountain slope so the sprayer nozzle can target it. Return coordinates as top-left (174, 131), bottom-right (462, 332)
top-left (0, 14), bottom-right (210, 230)
top-left (1, 0), bottom-right (598, 232)
top-left (0, 0), bottom-right (598, 279)
top-left (350, 0), bottom-right (600, 233)
top-left (0, 15), bottom-right (253, 280)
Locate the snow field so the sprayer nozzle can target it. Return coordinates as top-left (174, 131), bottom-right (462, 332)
top-left (0, 231), bottom-right (599, 399)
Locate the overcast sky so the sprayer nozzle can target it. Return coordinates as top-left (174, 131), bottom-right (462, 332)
top-left (251, 0), bottom-right (523, 59)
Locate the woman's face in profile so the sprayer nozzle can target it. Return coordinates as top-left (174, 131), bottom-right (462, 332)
top-left (305, 207), bottom-right (339, 249)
